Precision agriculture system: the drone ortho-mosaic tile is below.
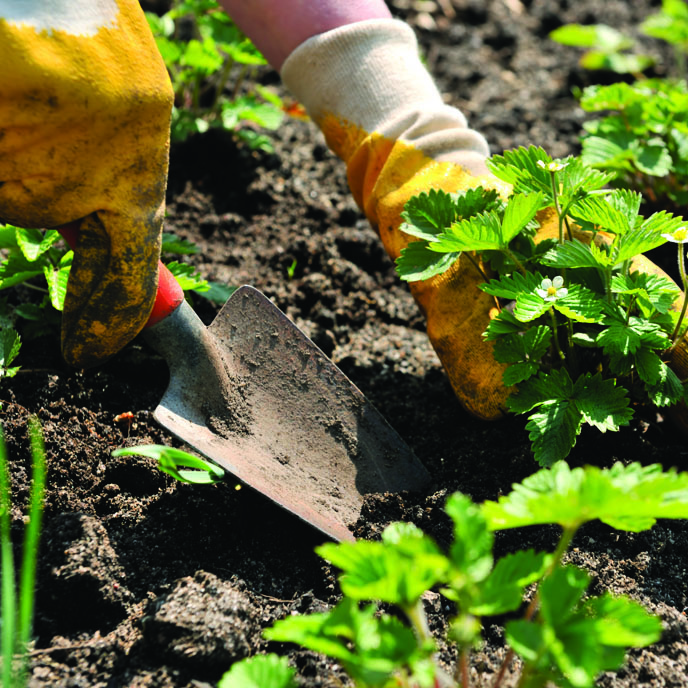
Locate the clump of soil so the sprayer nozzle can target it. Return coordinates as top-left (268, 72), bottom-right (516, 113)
top-left (4, 1), bottom-right (688, 686)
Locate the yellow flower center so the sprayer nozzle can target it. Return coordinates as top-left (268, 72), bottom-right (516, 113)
top-left (547, 286), bottom-right (558, 297)
top-left (675, 227), bottom-right (688, 241)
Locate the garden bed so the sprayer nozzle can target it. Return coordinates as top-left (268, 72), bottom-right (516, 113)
top-left (4, 0), bottom-right (688, 686)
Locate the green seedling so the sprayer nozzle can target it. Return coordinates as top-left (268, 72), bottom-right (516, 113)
top-left (146, 0), bottom-right (284, 147)
top-left (641, 0), bottom-right (688, 78)
top-left (161, 232), bottom-right (237, 304)
top-left (396, 146), bottom-right (688, 465)
top-left (1, 418), bottom-right (46, 688)
top-left (0, 225), bottom-right (71, 314)
top-left (227, 461), bottom-right (682, 688)
top-left (576, 79), bottom-right (688, 208)
top-left (0, 325), bottom-right (21, 412)
top-left (549, 23), bottom-right (654, 76)
top-left (551, 2), bottom-right (688, 209)
top-left (0, 327), bottom-right (20, 382)
top-left (0, 225), bottom-right (234, 345)
top-left (551, 1), bottom-right (688, 78)
top-left (112, 444), bottom-right (224, 485)
top-left (164, 260), bottom-right (237, 304)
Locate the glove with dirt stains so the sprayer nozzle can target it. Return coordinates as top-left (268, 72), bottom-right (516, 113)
top-left (0, 1), bottom-right (173, 368)
top-left (281, 19), bottom-right (688, 422)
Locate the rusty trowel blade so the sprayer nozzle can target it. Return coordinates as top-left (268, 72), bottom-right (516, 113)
top-left (144, 285), bottom-right (430, 542)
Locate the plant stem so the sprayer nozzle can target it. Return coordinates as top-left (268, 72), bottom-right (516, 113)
top-left (504, 247), bottom-right (527, 276)
top-left (565, 320), bottom-right (578, 376)
top-left (462, 252), bottom-right (491, 285)
top-left (462, 253), bottom-right (501, 312)
top-left (491, 526), bottom-right (578, 688)
top-left (458, 648), bottom-right (470, 688)
top-left (406, 599), bottom-right (432, 643)
top-left (213, 56), bottom-right (235, 114)
top-left (625, 295), bottom-right (637, 326)
top-left (548, 170), bottom-right (564, 244)
top-left (548, 526), bottom-right (577, 573)
top-left (231, 63), bottom-right (251, 100)
top-left (549, 309), bottom-right (565, 362)
top-left (671, 245), bottom-right (688, 345)
top-left (20, 283), bottom-right (48, 294)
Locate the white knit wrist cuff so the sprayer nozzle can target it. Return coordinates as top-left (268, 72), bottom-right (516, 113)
top-left (281, 18), bottom-right (489, 170)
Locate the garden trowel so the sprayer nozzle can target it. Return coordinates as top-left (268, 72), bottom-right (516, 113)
top-left (140, 263), bottom-right (430, 542)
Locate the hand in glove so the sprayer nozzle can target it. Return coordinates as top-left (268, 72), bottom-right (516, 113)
top-left (280, 19), bottom-right (688, 421)
top-left (0, 1), bottom-right (173, 367)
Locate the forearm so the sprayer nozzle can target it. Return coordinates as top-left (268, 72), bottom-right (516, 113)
top-left (218, 0), bottom-right (391, 70)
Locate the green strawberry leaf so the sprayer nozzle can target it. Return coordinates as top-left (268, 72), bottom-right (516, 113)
top-left (43, 250), bottom-right (72, 311)
top-left (501, 192), bottom-right (545, 243)
top-left (540, 238), bottom-right (611, 270)
top-left (445, 493), bottom-right (494, 588)
top-left (16, 228), bottom-right (62, 262)
top-left (400, 189), bottom-right (458, 241)
top-left (570, 195), bottom-right (633, 235)
top-left (482, 460), bottom-right (688, 532)
top-left (467, 549), bottom-right (551, 616)
top-left (481, 271), bottom-right (543, 300)
top-left (554, 283), bottom-right (605, 323)
top-left (508, 371), bottom-right (631, 465)
top-left (513, 292), bottom-right (551, 322)
top-left (644, 359), bottom-right (685, 407)
top-left (431, 211), bottom-right (504, 253)
top-left (483, 309), bottom-right (524, 340)
top-left (396, 241), bottom-right (458, 282)
top-left (317, 522), bottom-right (448, 607)
top-left (218, 655), bottom-right (298, 688)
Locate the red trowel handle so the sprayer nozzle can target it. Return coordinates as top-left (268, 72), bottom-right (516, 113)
top-left (58, 223), bottom-right (184, 328)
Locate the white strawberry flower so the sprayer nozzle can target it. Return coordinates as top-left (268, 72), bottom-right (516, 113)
top-left (662, 226), bottom-right (688, 243)
top-left (536, 275), bottom-right (568, 303)
top-left (537, 160), bottom-right (568, 172)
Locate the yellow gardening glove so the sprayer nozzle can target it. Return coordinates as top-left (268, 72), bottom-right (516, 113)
top-left (0, 1), bottom-right (173, 367)
top-left (282, 19), bottom-right (688, 422)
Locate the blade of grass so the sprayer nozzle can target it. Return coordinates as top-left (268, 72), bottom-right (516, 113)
top-left (0, 426), bottom-right (16, 688)
top-left (15, 418), bottom-right (46, 680)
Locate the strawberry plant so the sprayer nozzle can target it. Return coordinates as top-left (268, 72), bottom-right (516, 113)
top-left (0, 226), bottom-right (71, 317)
top-left (145, 0), bottom-right (285, 148)
top-left (576, 79), bottom-right (688, 208)
top-left (550, 0), bottom-right (688, 78)
top-left (549, 23), bottom-right (654, 76)
top-left (223, 461), bottom-right (688, 688)
top-left (395, 146), bottom-right (688, 465)
top-left (0, 224), bottom-right (233, 340)
top-left (551, 1), bottom-right (688, 209)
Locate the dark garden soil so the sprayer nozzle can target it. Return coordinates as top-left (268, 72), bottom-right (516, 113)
top-left (4, 1), bottom-right (688, 686)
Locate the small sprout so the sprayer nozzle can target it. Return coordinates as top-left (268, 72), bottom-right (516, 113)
top-left (112, 445), bottom-right (225, 485)
top-left (536, 275), bottom-right (568, 302)
top-left (537, 159), bottom-right (568, 172)
top-left (662, 226), bottom-right (688, 243)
